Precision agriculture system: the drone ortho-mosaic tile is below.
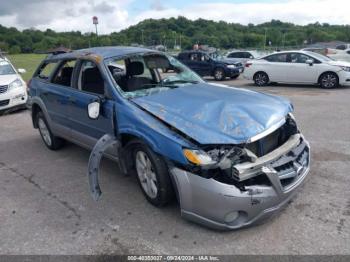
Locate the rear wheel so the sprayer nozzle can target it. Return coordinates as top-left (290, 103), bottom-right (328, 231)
top-left (254, 72), bottom-right (269, 86)
top-left (133, 141), bottom-right (174, 206)
top-left (214, 68), bottom-right (225, 81)
top-left (36, 111), bottom-right (64, 150)
top-left (319, 72), bottom-right (339, 89)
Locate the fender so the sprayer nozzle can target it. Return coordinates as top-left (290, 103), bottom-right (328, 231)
top-left (87, 134), bottom-right (121, 201)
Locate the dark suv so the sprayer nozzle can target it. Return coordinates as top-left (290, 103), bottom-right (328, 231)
top-left (28, 47), bottom-right (310, 230)
top-left (177, 51), bottom-right (243, 81)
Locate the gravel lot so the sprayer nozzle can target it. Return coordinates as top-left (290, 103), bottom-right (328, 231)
top-left (0, 77), bottom-right (350, 255)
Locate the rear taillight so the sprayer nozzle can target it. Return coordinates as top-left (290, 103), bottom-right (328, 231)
top-left (245, 62), bottom-right (252, 68)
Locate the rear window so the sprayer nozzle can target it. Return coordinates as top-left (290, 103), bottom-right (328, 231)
top-left (36, 61), bottom-right (59, 80)
top-left (265, 53), bottom-right (288, 62)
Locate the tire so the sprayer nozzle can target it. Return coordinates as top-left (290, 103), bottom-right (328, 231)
top-left (253, 72), bottom-right (269, 86)
top-left (230, 75), bottom-right (239, 80)
top-left (214, 68), bottom-right (225, 81)
top-left (132, 141), bottom-right (174, 206)
top-left (36, 111), bottom-right (65, 150)
top-left (319, 72), bottom-right (339, 89)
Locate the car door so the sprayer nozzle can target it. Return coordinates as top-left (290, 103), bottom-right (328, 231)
top-left (198, 53), bottom-right (213, 75)
top-left (284, 53), bottom-right (320, 83)
top-left (67, 59), bottom-right (115, 148)
top-left (263, 53), bottom-right (289, 82)
top-left (186, 52), bottom-right (204, 75)
top-left (37, 60), bottom-right (71, 132)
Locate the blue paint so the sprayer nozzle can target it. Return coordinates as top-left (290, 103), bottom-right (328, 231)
top-left (132, 83), bottom-right (292, 144)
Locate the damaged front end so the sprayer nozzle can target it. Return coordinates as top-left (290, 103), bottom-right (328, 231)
top-left (170, 114), bottom-right (310, 230)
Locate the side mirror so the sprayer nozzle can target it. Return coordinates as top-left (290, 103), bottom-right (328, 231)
top-left (18, 68), bottom-right (26, 74)
top-left (306, 59), bottom-right (314, 66)
top-left (88, 101), bottom-right (100, 119)
top-left (249, 56), bottom-right (254, 59)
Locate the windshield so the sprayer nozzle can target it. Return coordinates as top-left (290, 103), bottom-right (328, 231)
top-left (209, 52), bottom-right (223, 61)
top-left (305, 51), bottom-right (334, 62)
top-left (0, 61), bottom-right (16, 75)
top-left (105, 53), bottom-right (204, 98)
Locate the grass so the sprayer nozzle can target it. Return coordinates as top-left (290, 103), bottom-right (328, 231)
top-left (7, 54), bottom-right (46, 81)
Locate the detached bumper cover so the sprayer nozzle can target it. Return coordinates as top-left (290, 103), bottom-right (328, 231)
top-left (170, 135), bottom-right (310, 230)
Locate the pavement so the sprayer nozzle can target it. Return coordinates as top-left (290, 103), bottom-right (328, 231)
top-left (0, 77), bottom-right (350, 255)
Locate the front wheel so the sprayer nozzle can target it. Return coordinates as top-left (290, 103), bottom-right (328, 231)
top-left (254, 72), bottom-right (269, 86)
top-left (133, 142), bottom-right (174, 206)
top-left (214, 68), bottom-right (225, 81)
top-left (319, 72), bottom-right (339, 89)
top-left (230, 75), bottom-right (239, 80)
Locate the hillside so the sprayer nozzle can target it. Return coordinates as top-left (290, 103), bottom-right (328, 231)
top-left (1, 16), bottom-right (350, 53)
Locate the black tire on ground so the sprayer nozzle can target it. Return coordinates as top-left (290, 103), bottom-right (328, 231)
top-left (36, 111), bottom-right (65, 150)
top-left (319, 72), bottom-right (339, 89)
top-left (213, 68), bottom-right (226, 81)
top-left (253, 72), bottom-right (269, 86)
top-left (132, 141), bottom-right (175, 207)
top-left (230, 75), bottom-right (239, 79)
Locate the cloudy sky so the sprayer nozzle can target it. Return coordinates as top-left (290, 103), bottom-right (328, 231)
top-left (0, 0), bottom-right (349, 34)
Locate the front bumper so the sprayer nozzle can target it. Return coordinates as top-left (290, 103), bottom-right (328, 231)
top-left (0, 87), bottom-right (28, 112)
top-left (170, 134), bottom-right (310, 230)
top-left (338, 71), bottom-right (350, 86)
top-left (225, 67), bottom-right (241, 77)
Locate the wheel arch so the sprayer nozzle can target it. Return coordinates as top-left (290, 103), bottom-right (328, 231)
top-left (31, 103), bottom-right (42, 128)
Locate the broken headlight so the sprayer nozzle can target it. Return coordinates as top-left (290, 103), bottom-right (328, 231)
top-left (183, 149), bottom-right (216, 166)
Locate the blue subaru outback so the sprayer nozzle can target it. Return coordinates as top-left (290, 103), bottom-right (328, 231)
top-left (28, 47), bottom-right (310, 230)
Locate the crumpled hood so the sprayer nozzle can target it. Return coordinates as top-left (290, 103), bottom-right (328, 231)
top-left (132, 83), bottom-right (292, 144)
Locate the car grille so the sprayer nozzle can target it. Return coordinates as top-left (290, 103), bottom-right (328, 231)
top-left (0, 99), bottom-right (10, 107)
top-left (0, 85), bottom-right (8, 94)
top-left (272, 140), bottom-right (309, 189)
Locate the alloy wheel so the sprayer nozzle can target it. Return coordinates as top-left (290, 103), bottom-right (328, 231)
top-left (321, 74), bottom-right (337, 88)
top-left (38, 118), bottom-right (52, 146)
top-left (135, 151), bottom-right (158, 199)
top-left (255, 73), bottom-right (268, 86)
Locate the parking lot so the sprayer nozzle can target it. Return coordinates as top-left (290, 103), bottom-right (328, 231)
top-left (0, 77), bottom-right (350, 255)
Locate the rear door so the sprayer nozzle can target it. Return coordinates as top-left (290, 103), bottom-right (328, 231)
top-left (68, 59), bottom-right (115, 148)
top-left (263, 53), bottom-right (289, 82)
top-left (36, 60), bottom-right (71, 131)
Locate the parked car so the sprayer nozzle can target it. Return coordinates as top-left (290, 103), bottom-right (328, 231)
top-left (177, 50), bottom-right (243, 80)
top-left (225, 50), bottom-right (261, 64)
top-left (327, 44), bottom-right (350, 62)
top-left (244, 50), bottom-right (350, 88)
top-left (0, 54), bottom-right (27, 114)
top-left (28, 47), bottom-right (310, 230)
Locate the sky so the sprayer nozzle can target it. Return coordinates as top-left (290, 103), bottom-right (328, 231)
top-left (0, 0), bottom-right (349, 34)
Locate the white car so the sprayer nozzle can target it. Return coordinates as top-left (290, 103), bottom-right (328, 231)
top-left (243, 50), bottom-right (350, 88)
top-left (0, 56), bottom-right (28, 113)
top-left (225, 50), bottom-right (263, 64)
top-left (327, 44), bottom-right (350, 62)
